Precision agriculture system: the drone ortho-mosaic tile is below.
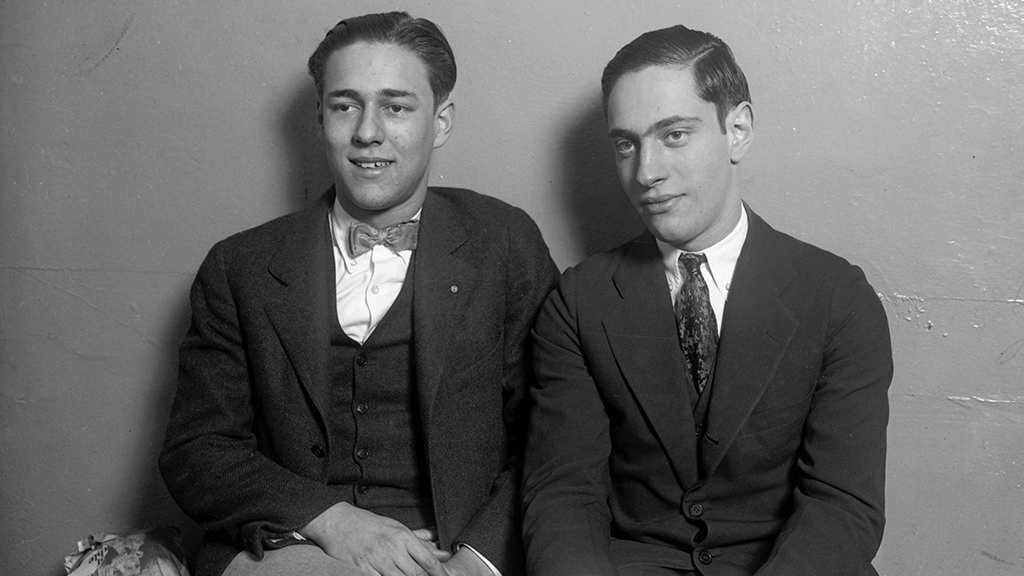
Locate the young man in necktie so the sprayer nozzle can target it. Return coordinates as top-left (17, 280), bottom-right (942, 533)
top-left (521, 24), bottom-right (892, 576)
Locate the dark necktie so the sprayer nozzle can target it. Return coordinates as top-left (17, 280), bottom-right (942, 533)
top-left (676, 252), bottom-right (718, 394)
top-left (348, 220), bottom-right (419, 257)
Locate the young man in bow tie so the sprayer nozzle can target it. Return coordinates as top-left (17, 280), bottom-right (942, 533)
top-left (160, 12), bottom-right (557, 576)
top-left (521, 24), bottom-right (893, 576)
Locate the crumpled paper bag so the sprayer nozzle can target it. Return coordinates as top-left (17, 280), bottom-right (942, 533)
top-left (63, 527), bottom-right (190, 576)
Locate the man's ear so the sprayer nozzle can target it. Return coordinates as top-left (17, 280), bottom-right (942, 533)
top-left (433, 98), bottom-right (455, 149)
top-left (728, 101), bottom-right (753, 164)
top-left (315, 97), bottom-right (325, 141)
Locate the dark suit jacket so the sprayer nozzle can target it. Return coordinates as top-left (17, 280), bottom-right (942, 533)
top-left (522, 208), bottom-right (892, 576)
top-left (160, 187), bottom-right (558, 576)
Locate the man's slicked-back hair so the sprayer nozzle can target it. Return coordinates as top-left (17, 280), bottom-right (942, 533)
top-left (308, 11), bottom-right (456, 108)
top-left (601, 25), bottom-right (750, 133)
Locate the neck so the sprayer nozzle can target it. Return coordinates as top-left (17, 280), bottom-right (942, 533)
top-left (674, 200), bottom-right (744, 253)
top-left (335, 188), bottom-right (427, 229)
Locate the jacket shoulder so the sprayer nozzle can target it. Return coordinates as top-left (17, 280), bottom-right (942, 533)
top-left (185, 202), bottom-right (327, 288)
top-left (746, 208), bottom-right (863, 278)
top-left (775, 229), bottom-right (855, 273)
top-left (217, 212), bottom-right (300, 248)
top-left (428, 186), bottom-right (538, 231)
top-left (206, 194), bottom-right (329, 258)
top-left (564, 233), bottom-right (648, 279)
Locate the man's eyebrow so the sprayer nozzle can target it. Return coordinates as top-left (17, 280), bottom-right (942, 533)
top-left (608, 115), bottom-right (703, 139)
top-left (325, 88), bottom-right (361, 100)
top-left (324, 88), bottom-right (420, 101)
top-left (379, 88), bottom-right (418, 100)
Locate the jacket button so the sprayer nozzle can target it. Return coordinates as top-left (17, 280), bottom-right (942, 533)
top-left (689, 503), bottom-right (704, 518)
top-left (356, 403), bottom-right (368, 414)
top-left (697, 550), bottom-right (713, 565)
top-left (356, 448), bottom-right (369, 459)
top-left (310, 445), bottom-right (325, 458)
top-left (357, 484), bottom-right (369, 494)
top-left (355, 354), bottom-right (368, 366)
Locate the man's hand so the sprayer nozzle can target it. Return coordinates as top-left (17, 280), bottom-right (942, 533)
top-left (299, 502), bottom-right (451, 576)
top-left (441, 547), bottom-right (493, 576)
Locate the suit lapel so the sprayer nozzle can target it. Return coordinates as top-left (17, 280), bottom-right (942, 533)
top-left (701, 208), bottom-right (799, 478)
top-left (411, 191), bottom-right (477, 430)
top-left (603, 233), bottom-right (700, 489)
top-left (264, 191), bottom-right (336, 429)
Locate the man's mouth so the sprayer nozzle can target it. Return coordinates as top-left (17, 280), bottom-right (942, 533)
top-left (640, 194), bottom-right (681, 213)
top-left (351, 160), bottom-right (393, 169)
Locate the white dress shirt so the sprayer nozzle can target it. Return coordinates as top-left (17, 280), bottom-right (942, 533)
top-left (657, 207), bottom-right (749, 335)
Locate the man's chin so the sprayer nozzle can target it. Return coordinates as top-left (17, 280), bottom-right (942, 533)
top-left (336, 184), bottom-right (395, 209)
top-left (642, 217), bottom-right (694, 248)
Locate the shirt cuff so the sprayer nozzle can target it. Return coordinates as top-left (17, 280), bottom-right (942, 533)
top-left (454, 542), bottom-right (502, 576)
top-left (267, 531), bottom-right (307, 545)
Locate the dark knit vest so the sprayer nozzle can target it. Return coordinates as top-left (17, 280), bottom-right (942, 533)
top-left (326, 260), bottom-right (434, 529)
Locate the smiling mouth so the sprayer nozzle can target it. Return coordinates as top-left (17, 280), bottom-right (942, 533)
top-left (351, 160), bottom-right (392, 169)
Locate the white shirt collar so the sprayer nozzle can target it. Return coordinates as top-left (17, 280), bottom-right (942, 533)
top-left (656, 205), bottom-right (749, 297)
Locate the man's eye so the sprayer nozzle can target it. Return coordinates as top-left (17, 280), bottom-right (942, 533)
top-left (665, 130), bottom-right (689, 144)
top-left (332, 103), bottom-right (356, 112)
top-left (615, 140), bottom-right (636, 154)
top-left (386, 104), bottom-right (406, 114)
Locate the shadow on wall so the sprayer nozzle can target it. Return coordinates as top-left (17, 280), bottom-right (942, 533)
top-left (279, 74), bottom-right (334, 210)
top-left (557, 97), bottom-right (642, 261)
top-left (45, 291), bottom-right (199, 576)
top-left (89, 78), bottom-right (331, 576)
top-left (52, 83), bottom-right (332, 576)
top-left (124, 290), bottom-right (204, 560)
top-left (116, 79), bottom-right (333, 574)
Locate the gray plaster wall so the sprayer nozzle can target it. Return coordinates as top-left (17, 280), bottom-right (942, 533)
top-left (1, 1), bottom-right (1021, 574)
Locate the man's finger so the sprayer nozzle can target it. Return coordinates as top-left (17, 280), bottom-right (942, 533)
top-left (429, 547), bottom-right (452, 561)
top-left (406, 540), bottom-right (449, 576)
top-left (411, 528), bottom-right (439, 542)
top-left (391, 554), bottom-right (439, 576)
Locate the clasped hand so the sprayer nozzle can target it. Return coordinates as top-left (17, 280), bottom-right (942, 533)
top-left (300, 502), bottom-right (488, 576)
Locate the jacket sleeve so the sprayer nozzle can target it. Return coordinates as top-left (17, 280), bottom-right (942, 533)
top-left (159, 242), bottom-right (342, 559)
top-left (756, 264), bottom-right (893, 576)
top-left (449, 208), bottom-right (559, 576)
top-left (520, 267), bottom-right (618, 576)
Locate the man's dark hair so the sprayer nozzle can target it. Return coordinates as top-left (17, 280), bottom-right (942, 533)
top-left (601, 25), bottom-right (750, 133)
top-left (308, 11), bottom-right (456, 108)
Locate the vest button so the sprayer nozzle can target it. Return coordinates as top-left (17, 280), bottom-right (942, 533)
top-left (689, 503), bottom-right (704, 518)
top-left (355, 354), bottom-right (368, 366)
top-left (310, 445), bottom-right (325, 458)
top-left (356, 448), bottom-right (369, 459)
top-left (697, 550), bottom-right (713, 565)
top-left (356, 403), bottom-right (368, 414)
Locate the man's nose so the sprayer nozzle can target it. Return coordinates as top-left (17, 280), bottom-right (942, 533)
top-left (635, 145), bottom-right (667, 188)
top-left (353, 109), bottom-right (384, 145)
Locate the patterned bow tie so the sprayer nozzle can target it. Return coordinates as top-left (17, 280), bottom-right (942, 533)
top-left (348, 220), bottom-right (419, 257)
